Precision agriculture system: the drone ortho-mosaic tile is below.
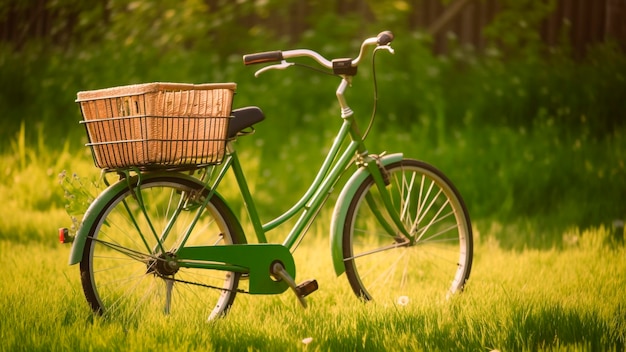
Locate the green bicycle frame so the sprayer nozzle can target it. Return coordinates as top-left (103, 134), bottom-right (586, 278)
top-left (216, 83), bottom-right (409, 275)
top-left (68, 77), bottom-right (408, 286)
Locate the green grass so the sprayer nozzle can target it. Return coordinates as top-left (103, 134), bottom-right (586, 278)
top-left (0, 120), bottom-right (624, 351)
top-left (1, 225), bottom-right (624, 351)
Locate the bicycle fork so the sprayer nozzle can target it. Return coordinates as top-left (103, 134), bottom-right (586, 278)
top-left (360, 153), bottom-right (413, 243)
top-left (330, 152), bottom-right (408, 276)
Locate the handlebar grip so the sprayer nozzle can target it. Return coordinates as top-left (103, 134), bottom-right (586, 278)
top-left (243, 51), bottom-right (284, 65)
top-left (377, 31), bottom-right (394, 46)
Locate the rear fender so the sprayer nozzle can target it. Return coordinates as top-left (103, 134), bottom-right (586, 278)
top-left (68, 172), bottom-right (243, 265)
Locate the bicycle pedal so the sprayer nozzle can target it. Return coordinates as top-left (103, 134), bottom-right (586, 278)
top-left (296, 279), bottom-right (318, 298)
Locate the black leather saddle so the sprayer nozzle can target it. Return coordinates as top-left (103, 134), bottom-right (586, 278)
top-left (228, 106), bottom-right (265, 138)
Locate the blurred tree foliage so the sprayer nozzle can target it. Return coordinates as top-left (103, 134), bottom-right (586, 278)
top-left (0, 0), bottom-right (409, 54)
top-left (482, 0), bottom-right (557, 58)
top-left (0, 0), bottom-right (624, 146)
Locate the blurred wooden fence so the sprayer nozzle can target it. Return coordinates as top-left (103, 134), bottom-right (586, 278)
top-left (420, 0), bottom-right (625, 57)
top-left (1, 0), bottom-right (624, 58)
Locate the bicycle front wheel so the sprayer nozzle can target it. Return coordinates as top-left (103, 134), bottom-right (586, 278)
top-left (342, 159), bottom-right (472, 303)
top-left (79, 175), bottom-right (242, 321)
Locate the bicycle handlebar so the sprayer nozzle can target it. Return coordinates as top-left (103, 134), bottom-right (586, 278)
top-left (242, 50), bottom-right (284, 65)
top-left (243, 31), bottom-right (394, 75)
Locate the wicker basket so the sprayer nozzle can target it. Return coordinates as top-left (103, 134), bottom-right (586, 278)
top-left (76, 82), bottom-right (236, 169)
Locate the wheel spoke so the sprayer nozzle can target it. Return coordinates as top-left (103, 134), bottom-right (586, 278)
top-left (414, 197), bottom-right (450, 243)
top-left (399, 170), bottom-right (416, 224)
top-left (344, 239), bottom-right (410, 261)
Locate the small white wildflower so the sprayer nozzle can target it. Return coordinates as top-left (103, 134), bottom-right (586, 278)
top-left (302, 337), bottom-right (313, 345)
top-left (397, 296), bottom-right (409, 306)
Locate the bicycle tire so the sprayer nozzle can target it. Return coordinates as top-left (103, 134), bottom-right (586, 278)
top-left (342, 159), bottom-right (473, 303)
top-left (79, 175), bottom-right (242, 321)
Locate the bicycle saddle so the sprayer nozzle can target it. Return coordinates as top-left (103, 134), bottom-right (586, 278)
top-left (228, 106), bottom-right (265, 138)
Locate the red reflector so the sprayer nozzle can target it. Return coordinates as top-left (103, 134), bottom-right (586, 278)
top-left (59, 228), bottom-right (69, 243)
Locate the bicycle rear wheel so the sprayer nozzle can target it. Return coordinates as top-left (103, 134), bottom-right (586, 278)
top-left (342, 159), bottom-right (472, 303)
top-left (79, 175), bottom-right (242, 321)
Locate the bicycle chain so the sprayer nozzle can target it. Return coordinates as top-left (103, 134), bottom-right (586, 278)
top-left (153, 273), bottom-right (249, 295)
top-left (90, 237), bottom-right (250, 295)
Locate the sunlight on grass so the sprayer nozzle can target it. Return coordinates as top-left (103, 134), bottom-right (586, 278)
top-left (0, 136), bottom-right (99, 243)
top-left (1, 223), bottom-right (624, 351)
top-left (0, 118), bottom-right (624, 351)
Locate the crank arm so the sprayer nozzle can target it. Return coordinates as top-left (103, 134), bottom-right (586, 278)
top-left (271, 262), bottom-right (318, 308)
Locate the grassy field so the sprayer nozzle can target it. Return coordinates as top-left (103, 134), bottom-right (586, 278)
top-left (0, 115), bottom-right (624, 351)
top-left (0, 224), bottom-right (624, 351)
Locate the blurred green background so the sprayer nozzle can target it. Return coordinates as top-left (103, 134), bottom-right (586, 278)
top-left (1, 0), bottom-right (625, 248)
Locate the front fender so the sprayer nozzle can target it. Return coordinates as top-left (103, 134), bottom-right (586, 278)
top-left (68, 172), bottom-right (241, 265)
top-left (330, 153), bottom-right (403, 276)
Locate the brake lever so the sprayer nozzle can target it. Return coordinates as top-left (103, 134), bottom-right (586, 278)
top-left (254, 61), bottom-right (294, 77)
top-left (374, 45), bottom-right (395, 55)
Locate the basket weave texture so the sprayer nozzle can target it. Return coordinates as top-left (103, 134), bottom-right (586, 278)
top-left (76, 82), bottom-right (236, 169)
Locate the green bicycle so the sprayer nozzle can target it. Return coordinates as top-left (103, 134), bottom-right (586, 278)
top-left (62, 31), bottom-right (473, 321)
